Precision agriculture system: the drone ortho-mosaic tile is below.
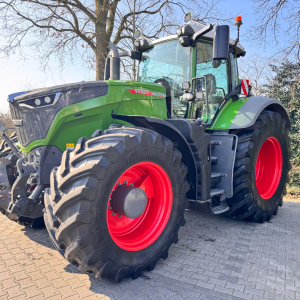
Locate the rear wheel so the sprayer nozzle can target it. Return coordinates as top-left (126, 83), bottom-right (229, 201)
top-left (228, 111), bottom-right (291, 222)
top-left (44, 127), bottom-right (190, 282)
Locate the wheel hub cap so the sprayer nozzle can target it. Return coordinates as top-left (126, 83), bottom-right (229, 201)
top-left (255, 137), bottom-right (283, 199)
top-left (106, 161), bottom-right (173, 251)
top-left (110, 185), bottom-right (147, 219)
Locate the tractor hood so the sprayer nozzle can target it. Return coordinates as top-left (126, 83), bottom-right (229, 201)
top-left (8, 80), bottom-right (167, 149)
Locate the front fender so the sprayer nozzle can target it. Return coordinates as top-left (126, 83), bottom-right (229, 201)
top-left (111, 113), bottom-right (198, 199)
top-left (230, 96), bottom-right (290, 130)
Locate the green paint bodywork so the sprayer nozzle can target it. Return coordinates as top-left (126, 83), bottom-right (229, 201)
top-left (19, 81), bottom-right (168, 153)
top-left (18, 38), bottom-right (249, 154)
top-left (207, 97), bottom-right (250, 130)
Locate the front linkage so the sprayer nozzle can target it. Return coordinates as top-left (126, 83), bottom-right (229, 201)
top-left (0, 121), bottom-right (61, 227)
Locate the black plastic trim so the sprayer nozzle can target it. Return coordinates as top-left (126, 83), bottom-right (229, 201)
top-left (111, 113), bottom-right (198, 199)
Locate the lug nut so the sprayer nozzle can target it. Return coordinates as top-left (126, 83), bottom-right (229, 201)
top-left (117, 182), bottom-right (121, 186)
top-left (108, 205), bottom-right (112, 209)
top-left (112, 212), bottom-right (116, 216)
top-left (130, 183), bottom-right (134, 186)
top-left (124, 180), bottom-right (128, 184)
top-left (118, 214), bottom-right (122, 218)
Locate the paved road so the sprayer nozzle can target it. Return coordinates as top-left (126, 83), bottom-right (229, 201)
top-left (0, 198), bottom-right (299, 300)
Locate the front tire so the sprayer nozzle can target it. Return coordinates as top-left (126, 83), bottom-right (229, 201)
top-left (228, 111), bottom-right (291, 222)
top-left (45, 127), bottom-right (190, 282)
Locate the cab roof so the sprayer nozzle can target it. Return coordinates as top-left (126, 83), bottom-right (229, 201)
top-left (152, 22), bottom-right (245, 55)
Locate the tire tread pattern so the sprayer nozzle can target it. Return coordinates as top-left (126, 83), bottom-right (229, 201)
top-left (228, 111), bottom-right (290, 222)
top-left (45, 126), bottom-right (189, 282)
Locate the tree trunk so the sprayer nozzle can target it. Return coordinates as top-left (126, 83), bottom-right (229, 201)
top-left (95, 0), bottom-right (109, 80)
top-left (95, 41), bottom-right (108, 80)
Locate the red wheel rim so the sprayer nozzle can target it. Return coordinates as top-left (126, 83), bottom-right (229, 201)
top-left (255, 137), bottom-right (282, 199)
top-left (107, 162), bottom-right (173, 251)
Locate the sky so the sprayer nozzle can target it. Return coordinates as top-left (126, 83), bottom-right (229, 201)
top-left (0, 0), bottom-right (271, 113)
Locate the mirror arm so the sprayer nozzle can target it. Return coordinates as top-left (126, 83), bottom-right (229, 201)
top-left (192, 23), bottom-right (215, 42)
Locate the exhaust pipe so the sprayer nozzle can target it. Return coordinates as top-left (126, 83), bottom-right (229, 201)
top-left (108, 42), bottom-right (120, 80)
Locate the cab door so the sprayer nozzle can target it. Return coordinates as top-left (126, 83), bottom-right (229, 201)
top-left (190, 40), bottom-right (230, 123)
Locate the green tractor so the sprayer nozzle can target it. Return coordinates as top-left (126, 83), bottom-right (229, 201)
top-left (0, 15), bottom-right (291, 282)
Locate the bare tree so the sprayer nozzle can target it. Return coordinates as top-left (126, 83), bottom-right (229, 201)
top-left (0, 0), bottom-right (232, 80)
top-left (238, 53), bottom-right (275, 96)
top-left (252, 0), bottom-right (300, 61)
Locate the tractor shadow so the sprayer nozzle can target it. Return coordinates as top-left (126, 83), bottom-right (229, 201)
top-left (18, 198), bottom-right (298, 299)
top-left (20, 223), bottom-right (55, 250)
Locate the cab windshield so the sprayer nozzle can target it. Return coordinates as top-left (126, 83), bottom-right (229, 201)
top-left (138, 40), bottom-right (192, 118)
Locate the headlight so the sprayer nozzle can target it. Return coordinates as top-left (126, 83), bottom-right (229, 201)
top-left (134, 41), bottom-right (140, 48)
top-left (35, 99), bottom-right (41, 106)
top-left (44, 96), bottom-right (51, 103)
top-left (182, 92), bottom-right (195, 102)
top-left (179, 36), bottom-right (193, 47)
top-left (176, 27), bottom-right (182, 37)
top-left (18, 92), bottom-right (61, 109)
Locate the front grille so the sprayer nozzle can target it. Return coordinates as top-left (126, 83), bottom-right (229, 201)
top-left (9, 81), bottom-right (108, 147)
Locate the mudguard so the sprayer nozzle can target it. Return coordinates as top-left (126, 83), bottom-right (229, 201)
top-left (111, 113), bottom-right (198, 199)
top-left (230, 96), bottom-right (290, 130)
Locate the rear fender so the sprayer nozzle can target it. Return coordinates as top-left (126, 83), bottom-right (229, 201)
top-left (111, 113), bottom-right (198, 199)
top-left (230, 96), bottom-right (290, 130)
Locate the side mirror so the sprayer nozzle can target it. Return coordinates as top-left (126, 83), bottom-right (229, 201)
top-left (213, 25), bottom-right (230, 60)
top-left (181, 81), bottom-right (191, 90)
top-left (194, 74), bottom-right (216, 94)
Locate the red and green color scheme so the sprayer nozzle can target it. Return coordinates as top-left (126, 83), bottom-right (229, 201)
top-left (1, 15), bottom-right (290, 284)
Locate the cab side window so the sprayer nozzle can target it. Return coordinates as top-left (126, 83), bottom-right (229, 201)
top-left (195, 41), bottom-right (228, 122)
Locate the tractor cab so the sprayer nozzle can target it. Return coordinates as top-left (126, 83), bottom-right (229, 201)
top-left (136, 17), bottom-right (245, 124)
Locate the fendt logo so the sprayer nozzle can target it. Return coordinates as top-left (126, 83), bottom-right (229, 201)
top-left (129, 89), bottom-right (166, 98)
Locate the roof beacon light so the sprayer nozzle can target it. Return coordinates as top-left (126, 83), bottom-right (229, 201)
top-left (184, 12), bottom-right (192, 23)
top-left (234, 16), bottom-right (243, 46)
top-left (235, 16), bottom-right (243, 26)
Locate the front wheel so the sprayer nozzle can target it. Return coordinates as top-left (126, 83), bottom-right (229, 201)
top-left (228, 111), bottom-right (291, 222)
top-left (44, 127), bottom-right (190, 282)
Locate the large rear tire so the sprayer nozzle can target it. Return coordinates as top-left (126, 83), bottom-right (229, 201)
top-left (44, 127), bottom-right (190, 282)
top-left (227, 111), bottom-right (291, 222)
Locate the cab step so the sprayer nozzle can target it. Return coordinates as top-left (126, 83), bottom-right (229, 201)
top-left (211, 171), bottom-right (226, 178)
top-left (210, 188), bottom-right (225, 197)
top-left (209, 203), bottom-right (230, 214)
top-left (211, 156), bottom-right (217, 164)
